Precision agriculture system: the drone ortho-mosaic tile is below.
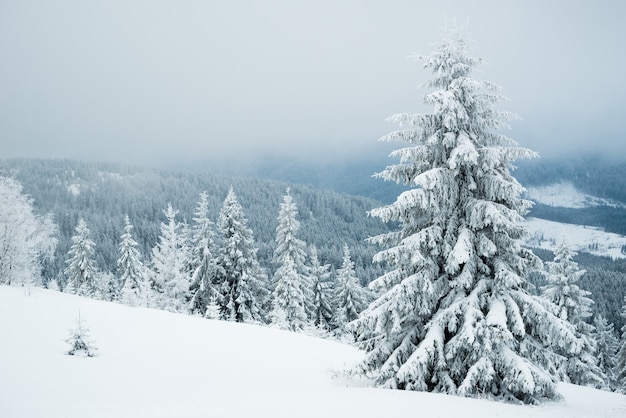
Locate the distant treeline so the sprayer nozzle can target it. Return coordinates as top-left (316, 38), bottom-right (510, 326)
top-left (0, 158), bottom-right (393, 287)
top-left (516, 154), bottom-right (626, 203)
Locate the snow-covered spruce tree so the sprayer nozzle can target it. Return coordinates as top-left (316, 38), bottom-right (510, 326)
top-left (593, 314), bottom-right (619, 391)
top-left (335, 244), bottom-right (369, 329)
top-left (215, 187), bottom-right (268, 323)
top-left (98, 271), bottom-right (120, 302)
top-left (188, 192), bottom-right (220, 316)
top-left (309, 245), bottom-right (335, 330)
top-left (65, 311), bottom-right (97, 357)
top-left (270, 256), bottom-right (308, 331)
top-left (118, 215), bottom-right (147, 306)
top-left (64, 219), bottom-right (99, 297)
top-left (541, 244), bottom-right (604, 387)
top-left (150, 204), bottom-right (190, 312)
top-left (350, 26), bottom-right (579, 404)
top-left (0, 174), bottom-right (57, 287)
top-left (270, 189), bottom-right (311, 330)
top-left (616, 295), bottom-right (626, 394)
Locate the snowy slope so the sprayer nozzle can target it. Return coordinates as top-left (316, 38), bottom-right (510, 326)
top-left (522, 182), bottom-right (626, 258)
top-left (524, 217), bottom-right (626, 259)
top-left (1, 285), bottom-right (625, 418)
top-left (525, 182), bottom-right (624, 209)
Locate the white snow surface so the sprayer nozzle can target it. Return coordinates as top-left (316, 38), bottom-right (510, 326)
top-left (1, 285), bottom-right (625, 417)
top-left (525, 182), bottom-right (624, 209)
top-left (524, 217), bottom-right (626, 259)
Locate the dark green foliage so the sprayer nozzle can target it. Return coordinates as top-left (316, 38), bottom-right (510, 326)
top-left (516, 154), bottom-right (626, 204)
top-left (527, 204), bottom-right (626, 235)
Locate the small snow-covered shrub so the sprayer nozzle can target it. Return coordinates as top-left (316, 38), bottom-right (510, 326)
top-left (65, 312), bottom-right (97, 357)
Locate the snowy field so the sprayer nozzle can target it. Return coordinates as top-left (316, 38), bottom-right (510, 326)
top-left (1, 286), bottom-right (625, 417)
top-left (525, 182), bottom-right (624, 209)
top-left (524, 217), bottom-right (626, 259)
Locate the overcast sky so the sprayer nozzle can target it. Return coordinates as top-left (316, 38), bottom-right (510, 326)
top-left (1, 0), bottom-right (624, 166)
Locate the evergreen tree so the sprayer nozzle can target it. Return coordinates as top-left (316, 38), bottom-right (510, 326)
top-left (541, 244), bottom-right (604, 387)
top-left (188, 192), bottom-right (219, 315)
top-left (150, 203), bottom-right (189, 312)
top-left (270, 189), bottom-right (310, 330)
top-left (270, 256), bottom-right (307, 331)
top-left (616, 295), bottom-right (626, 394)
top-left (335, 244), bottom-right (369, 328)
top-left (65, 311), bottom-right (97, 357)
top-left (98, 271), bottom-right (120, 302)
top-left (593, 314), bottom-right (619, 391)
top-left (64, 219), bottom-right (98, 297)
top-left (350, 26), bottom-right (579, 404)
top-left (309, 245), bottom-right (334, 330)
top-left (215, 187), bottom-right (268, 323)
top-left (118, 215), bottom-right (147, 306)
top-left (0, 174), bottom-right (57, 287)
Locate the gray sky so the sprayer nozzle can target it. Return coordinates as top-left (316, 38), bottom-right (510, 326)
top-left (1, 0), bottom-right (624, 165)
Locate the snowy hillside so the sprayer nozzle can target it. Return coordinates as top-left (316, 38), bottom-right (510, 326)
top-left (1, 286), bottom-right (625, 417)
top-left (522, 182), bottom-right (626, 258)
top-left (524, 217), bottom-right (626, 259)
top-left (525, 182), bottom-right (624, 209)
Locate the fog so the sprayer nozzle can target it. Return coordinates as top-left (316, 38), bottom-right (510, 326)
top-left (1, 0), bottom-right (624, 166)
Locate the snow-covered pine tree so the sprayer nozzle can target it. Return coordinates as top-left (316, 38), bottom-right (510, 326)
top-left (0, 174), bottom-right (57, 287)
top-left (593, 314), bottom-right (619, 391)
top-left (65, 311), bottom-right (97, 357)
top-left (541, 244), bottom-right (604, 387)
top-left (616, 295), bottom-right (626, 394)
top-left (350, 25), bottom-right (580, 404)
top-left (270, 256), bottom-right (307, 331)
top-left (204, 296), bottom-right (222, 320)
top-left (118, 215), bottom-right (147, 306)
top-left (309, 245), bottom-right (334, 330)
top-left (150, 203), bottom-right (190, 312)
top-left (335, 244), bottom-right (369, 329)
top-left (270, 188), bottom-right (311, 330)
top-left (98, 271), bottom-right (120, 302)
top-left (64, 219), bottom-right (99, 297)
top-left (188, 192), bottom-right (220, 315)
top-left (215, 187), bottom-right (268, 323)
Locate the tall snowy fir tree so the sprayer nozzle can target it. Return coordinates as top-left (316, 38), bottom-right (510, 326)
top-left (270, 256), bottom-right (307, 331)
top-left (309, 245), bottom-right (335, 330)
top-left (270, 189), bottom-right (310, 330)
top-left (150, 203), bottom-right (189, 312)
top-left (215, 187), bottom-right (268, 323)
top-left (117, 215), bottom-right (147, 306)
top-left (188, 192), bottom-right (219, 316)
top-left (350, 26), bottom-right (580, 404)
top-left (541, 244), bottom-right (604, 387)
top-left (616, 295), bottom-right (626, 394)
top-left (0, 175), bottom-right (57, 287)
top-left (593, 314), bottom-right (619, 391)
top-left (335, 244), bottom-right (369, 329)
top-left (64, 219), bottom-right (98, 297)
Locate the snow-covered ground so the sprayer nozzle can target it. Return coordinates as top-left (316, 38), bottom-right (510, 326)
top-left (524, 217), bottom-right (626, 259)
top-left (525, 182), bottom-right (624, 209)
top-left (1, 285), bottom-right (625, 417)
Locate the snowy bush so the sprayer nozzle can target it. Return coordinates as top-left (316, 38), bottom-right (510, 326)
top-left (65, 312), bottom-right (97, 358)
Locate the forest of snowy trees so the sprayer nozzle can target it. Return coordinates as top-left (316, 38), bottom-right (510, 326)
top-left (3, 26), bottom-right (626, 406)
top-left (0, 171), bottom-right (373, 335)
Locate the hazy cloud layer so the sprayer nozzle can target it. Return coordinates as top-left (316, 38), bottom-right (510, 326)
top-left (1, 1), bottom-right (624, 165)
